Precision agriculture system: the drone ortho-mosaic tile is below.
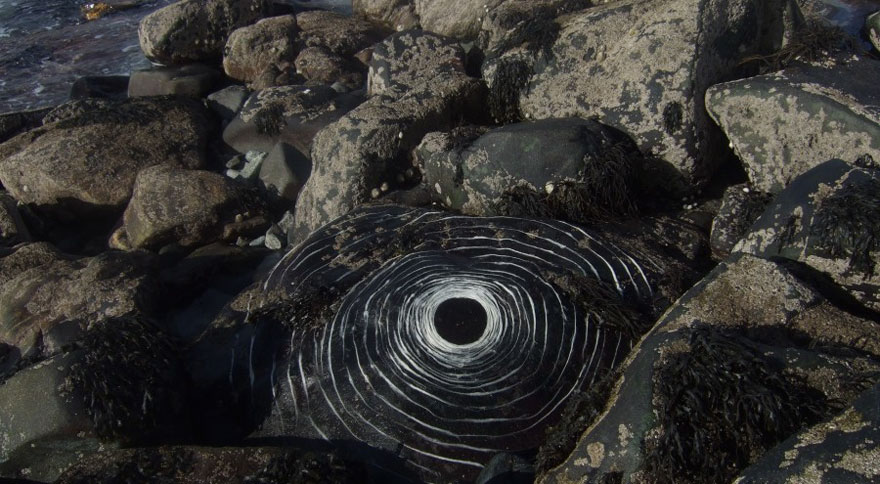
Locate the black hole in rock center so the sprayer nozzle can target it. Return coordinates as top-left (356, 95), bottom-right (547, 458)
top-left (434, 298), bottom-right (488, 345)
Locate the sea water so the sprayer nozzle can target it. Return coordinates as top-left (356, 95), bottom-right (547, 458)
top-left (0, 0), bottom-right (875, 114)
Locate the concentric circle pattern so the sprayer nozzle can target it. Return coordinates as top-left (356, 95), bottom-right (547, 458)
top-left (252, 205), bottom-right (652, 481)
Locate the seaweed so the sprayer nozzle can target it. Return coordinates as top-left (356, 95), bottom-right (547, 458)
top-left (643, 327), bottom-right (830, 484)
top-left (487, 58), bottom-right (532, 125)
top-left (535, 370), bottom-right (618, 474)
top-left (62, 316), bottom-right (189, 444)
top-left (811, 177), bottom-right (880, 276)
top-left (245, 451), bottom-right (366, 484)
top-left (740, 19), bottom-right (858, 73)
top-left (253, 102), bottom-right (287, 137)
top-left (493, 185), bottom-right (554, 219)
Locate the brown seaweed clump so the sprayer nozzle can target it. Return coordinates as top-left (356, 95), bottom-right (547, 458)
top-left (642, 327), bottom-right (829, 484)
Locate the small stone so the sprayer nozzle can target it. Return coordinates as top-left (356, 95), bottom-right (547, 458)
top-left (545, 182), bottom-right (555, 195)
top-left (265, 232), bottom-right (283, 250)
top-left (380, 182), bottom-right (390, 193)
top-left (235, 213), bottom-right (244, 223)
top-left (743, 187), bottom-right (750, 193)
top-left (249, 235), bottom-right (266, 247)
top-left (236, 236), bottom-right (249, 247)
top-left (371, 188), bottom-right (381, 199)
top-left (226, 155), bottom-right (245, 169)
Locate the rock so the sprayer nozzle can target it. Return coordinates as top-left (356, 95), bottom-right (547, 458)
top-left (477, 0), bottom-right (592, 56)
top-left (734, 159), bottom-right (880, 312)
top-left (123, 165), bottom-right (269, 250)
top-left (709, 183), bottom-right (771, 259)
top-left (0, 242), bottom-right (68, 289)
top-left (40, 98), bottom-right (114, 125)
top-left (291, 75), bottom-right (486, 242)
top-left (538, 253), bottom-right (880, 484)
top-left (735, 381), bottom-right (880, 483)
top-left (706, 57), bottom-right (880, 193)
top-left (419, 117), bottom-right (642, 219)
top-left (415, 0), bottom-right (490, 40)
top-left (223, 15), bottom-right (300, 83)
top-left (0, 97), bottom-right (212, 216)
top-left (206, 85), bottom-right (250, 121)
top-left (0, 250), bottom-right (160, 360)
top-left (294, 46), bottom-right (358, 87)
top-left (0, 317), bottom-right (190, 482)
top-left (138, 0), bottom-right (271, 65)
top-left (367, 30), bottom-right (466, 97)
top-left (222, 84), bottom-right (364, 155)
top-left (487, 0), bottom-right (799, 193)
top-left (0, 192), bottom-right (30, 247)
top-left (0, 350), bottom-right (94, 481)
top-left (352, 0), bottom-right (418, 31)
top-left (868, 11), bottom-right (880, 53)
top-left (258, 142), bottom-right (311, 202)
top-left (0, 107), bottom-right (51, 144)
top-left (296, 10), bottom-right (384, 57)
top-left (127, 64), bottom-right (221, 97)
top-left (69, 75), bottom-right (129, 100)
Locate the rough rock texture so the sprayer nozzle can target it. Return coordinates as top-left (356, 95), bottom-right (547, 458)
top-left (477, 0), bottom-right (592, 56)
top-left (0, 97), bottom-right (212, 215)
top-left (128, 64), bottom-right (220, 98)
top-left (352, 0), bottom-right (418, 31)
top-left (709, 184), bottom-right (772, 259)
top-left (222, 85), bottom-right (364, 155)
top-left (296, 10), bottom-right (384, 57)
top-left (291, 77), bottom-right (486, 242)
top-left (40, 98), bottom-right (113, 125)
top-left (294, 46), bottom-right (349, 84)
top-left (138, 0), bottom-right (270, 65)
top-left (223, 15), bottom-right (300, 83)
top-left (488, 0), bottom-right (797, 193)
top-left (0, 192), bottom-right (30, 247)
top-left (735, 381), bottom-right (880, 483)
top-left (0, 250), bottom-right (160, 361)
top-left (419, 118), bottom-right (642, 219)
top-left (123, 165), bottom-right (268, 250)
top-left (415, 0), bottom-right (490, 40)
top-left (0, 242), bottom-right (68, 289)
top-left (706, 57), bottom-right (880, 193)
top-left (735, 159), bottom-right (880, 312)
top-left (367, 31), bottom-right (466, 96)
top-left (538, 253), bottom-right (880, 483)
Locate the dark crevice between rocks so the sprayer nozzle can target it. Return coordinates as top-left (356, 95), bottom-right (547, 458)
top-left (535, 369), bottom-right (619, 475)
top-left (810, 176), bottom-right (880, 277)
top-left (642, 326), bottom-right (833, 484)
top-left (739, 18), bottom-right (861, 73)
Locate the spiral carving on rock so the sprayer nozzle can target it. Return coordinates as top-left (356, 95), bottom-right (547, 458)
top-left (249, 205), bottom-right (652, 481)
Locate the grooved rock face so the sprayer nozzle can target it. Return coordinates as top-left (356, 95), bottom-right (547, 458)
top-left (0, 97), bottom-right (212, 216)
top-left (193, 205), bottom-right (658, 482)
top-left (352, 0), bottom-right (419, 31)
top-left (223, 15), bottom-right (300, 83)
top-left (138, 0), bottom-right (271, 65)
